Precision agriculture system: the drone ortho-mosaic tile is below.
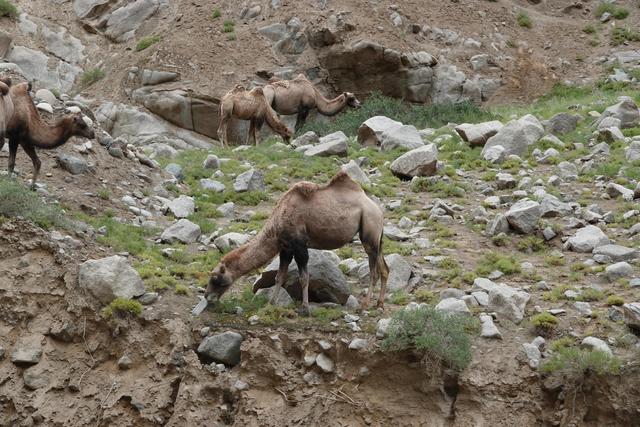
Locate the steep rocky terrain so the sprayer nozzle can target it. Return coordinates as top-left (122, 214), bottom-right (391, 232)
top-left (1, 0), bottom-right (640, 426)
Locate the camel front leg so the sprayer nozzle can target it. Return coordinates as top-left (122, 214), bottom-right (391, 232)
top-left (270, 250), bottom-right (293, 306)
top-left (294, 108), bottom-right (310, 133)
top-left (376, 253), bottom-right (389, 309)
top-left (293, 245), bottom-right (310, 316)
top-left (21, 144), bottom-right (41, 190)
top-left (217, 119), bottom-right (228, 148)
top-left (246, 120), bottom-right (255, 146)
top-left (7, 138), bottom-right (18, 179)
top-left (362, 247), bottom-right (378, 310)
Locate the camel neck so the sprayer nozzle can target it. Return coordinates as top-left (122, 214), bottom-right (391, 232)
top-left (314, 89), bottom-right (346, 116)
top-left (224, 225), bottom-right (280, 281)
top-left (29, 118), bottom-right (72, 149)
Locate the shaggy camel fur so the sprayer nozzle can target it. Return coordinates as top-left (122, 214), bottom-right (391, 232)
top-left (0, 77), bottom-right (14, 149)
top-left (2, 82), bottom-right (95, 189)
top-left (263, 74), bottom-right (361, 131)
top-left (217, 85), bottom-right (292, 147)
top-left (206, 170), bottom-right (389, 314)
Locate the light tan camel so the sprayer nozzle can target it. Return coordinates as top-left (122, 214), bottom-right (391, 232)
top-left (205, 170), bottom-right (389, 315)
top-left (2, 82), bottom-right (95, 189)
top-left (263, 74), bottom-right (361, 132)
top-left (0, 77), bottom-right (14, 149)
top-left (217, 85), bottom-right (292, 147)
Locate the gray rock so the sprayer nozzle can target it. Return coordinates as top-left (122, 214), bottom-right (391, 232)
top-left (316, 353), bottom-right (335, 373)
top-left (304, 131), bottom-right (348, 157)
top-left (216, 202), bottom-right (235, 218)
top-left (454, 121), bottom-right (503, 146)
top-left (234, 169), bottom-right (265, 192)
top-left (441, 288), bottom-right (465, 300)
top-left (605, 262), bottom-right (633, 282)
top-left (203, 154), bottom-right (221, 169)
top-left (138, 292), bottom-right (159, 305)
top-left (141, 69), bottom-right (179, 86)
top-left (165, 195), bottom-right (195, 218)
top-left (348, 338), bottom-right (368, 350)
top-left (258, 23), bottom-right (288, 42)
top-left (435, 298), bottom-right (470, 316)
top-left (117, 354), bottom-right (133, 370)
top-left (522, 343), bottom-right (541, 369)
top-left (291, 131), bottom-right (319, 147)
top-left (623, 303), bottom-right (640, 330)
top-left (480, 314), bottom-right (502, 339)
top-left (486, 214), bottom-right (509, 236)
top-left (481, 114), bottom-right (544, 158)
top-left (606, 183), bottom-right (634, 201)
top-left (35, 89), bottom-right (57, 105)
top-left (574, 301), bottom-right (593, 317)
top-left (472, 291), bottom-right (489, 306)
top-left (625, 141), bottom-right (640, 162)
top-left (10, 335), bottom-right (43, 366)
top-left (41, 25), bottom-right (85, 64)
top-left (505, 199), bottom-right (542, 234)
top-left (197, 331), bottom-right (244, 365)
top-left (385, 253), bottom-right (413, 291)
top-left (540, 194), bottom-right (574, 217)
top-left (557, 161), bottom-right (578, 181)
top-left (473, 278), bottom-right (530, 323)
top-left (78, 255), bottom-right (145, 304)
top-left (390, 143), bottom-right (438, 179)
top-left (255, 286), bottom-right (294, 307)
top-left (581, 337), bottom-right (612, 356)
top-left (380, 125), bottom-right (424, 151)
top-left (160, 219), bottom-right (201, 244)
top-left (254, 250), bottom-right (350, 304)
top-left (597, 116), bottom-right (622, 130)
top-left (164, 163), bottom-right (183, 180)
top-left (565, 225), bottom-right (610, 252)
top-left (341, 160), bottom-right (370, 186)
top-left (56, 154), bottom-right (88, 175)
top-left (597, 126), bottom-right (625, 143)
top-left (376, 318), bottom-right (391, 338)
top-left (6, 45), bottom-right (81, 92)
top-left (23, 367), bottom-right (49, 390)
top-left (104, 0), bottom-right (161, 43)
top-left (200, 179), bottom-right (225, 192)
top-left (496, 172), bottom-right (516, 190)
top-left (214, 233), bottom-right (251, 252)
top-left (593, 245), bottom-right (637, 262)
top-left (595, 97), bottom-right (640, 129)
top-left (547, 113), bottom-right (579, 135)
top-left (357, 116), bottom-right (403, 147)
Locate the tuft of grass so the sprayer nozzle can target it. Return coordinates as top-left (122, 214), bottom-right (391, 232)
top-left (595, 3), bottom-right (629, 19)
top-left (135, 35), bottom-right (161, 51)
top-left (531, 311), bottom-right (559, 332)
top-left (541, 347), bottom-right (621, 378)
top-left (255, 305), bottom-right (296, 325)
top-left (517, 11), bottom-right (532, 28)
top-left (415, 289), bottom-right (436, 304)
top-left (544, 253), bottom-right (565, 266)
top-left (611, 27), bottom-right (640, 46)
top-left (475, 251), bottom-right (520, 276)
top-left (223, 20), bottom-right (235, 33)
top-left (214, 284), bottom-right (268, 315)
top-left (549, 337), bottom-right (576, 352)
top-left (543, 284), bottom-right (575, 303)
top-left (491, 233), bottom-right (509, 247)
top-left (97, 188), bottom-right (110, 200)
top-left (607, 295), bottom-right (624, 306)
top-left (227, 32), bottom-right (237, 41)
top-left (389, 290), bottom-right (410, 305)
top-left (80, 68), bottom-right (105, 88)
top-left (174, 284), bottom-right (189, 295)
top-left (382, 306), bottom-right (477, 371)
top-left (582, 24), bottom-right (597, 34)
top-left (102, 298), bottom-right (143, 318)
top-left (412, 178), bottom-right (467, 198)
top-left (577, 288), bottom-right (604, 302)
top-left (517, 236), bottom-right (546, 253)
top-left (0, 177), bottom-right (66, 229)
top-left (0, 0), bottom-right (18, 18)
top-left (311, 307), bottom-right (343, 323)
top-left (211, 8), bottom-right (221, 18)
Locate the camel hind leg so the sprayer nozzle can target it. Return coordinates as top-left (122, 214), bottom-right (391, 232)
top-left (270, 250), bottom-right (293, 306)
top-left (217, 118), bottom-right (228, 147)
top-left (294, 108), bottom-right (309, 132)
top-left (293, 243), bottom-right (310, 316)
top-left (21, 143), bottom-right (41, 190)
top-left (360, 218), bottom-right (387, 309)
top-left (7, 138), bottom-right (18, 178)
top-left (376, 246), bottom-right (389, 308)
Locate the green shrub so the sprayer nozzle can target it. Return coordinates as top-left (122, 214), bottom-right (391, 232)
top-left (531, 311), bottom-right (559, 331)
top-left (223, 20), bottom-right (235, 33)
top-left (517, 11), bottom-right (532, 28)
top-left (517, 236), bottom-right (546, 252)
top-left (174, 284), bottom-right (189, 295)
top-left (135, 35), bottom-right (161, 51)
top-left (541, 347), bottom-right (621, 379)
top-left (611, 27), bottom-right (640, 45)
top-left (227, 32), bottom-right (237, 41)
top-left (256, 305), bottom-right (296, 325)
top-left (214, 284), bottom-right (268, 315)
top-left (582, 24), bottom-right (597, 34)
top-left (578, 288), bottom-right (604, 302)
top-left (389, 290), bottom-right (410, 305)
top-left (549, 337), bottom-right (576, 352)
top-left (415, 289), bottom-right (436, 304)
top-left (80, 68), bottom-right (105, 87)
top-left (102, 298), bottom-right (143, 318)
top-left (97, 188), bottom-right (110, 200)
top-left (0, 0), bottom-right (18, 18)
top-left (382, 307), bottom-right (477, 370)
top-left (595, 3), bottom-right (629, 19)
top-left (607, 295), bottom-right (624, 306)
top-left (491, 234), bottom-right (509, 247)
top-left (311, 307), bottom-right (343, 322)
top-left (475, 251), bottom-right (521, 276)
top-left (211, 8), bottom-right (221, 18)
top-left (0, 177), bottom-right (66, 229)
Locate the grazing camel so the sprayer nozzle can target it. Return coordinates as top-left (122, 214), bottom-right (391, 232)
top-left (263, 74), bottom-right (361, 132)
top-left (217, 85), bottom-right (292, 147)
top-left (2, 82), bottom-right (95, 189)
top-left (0, 77), bottom-right (14, 149)
top-left (205, 170), bottom-right (389, 315)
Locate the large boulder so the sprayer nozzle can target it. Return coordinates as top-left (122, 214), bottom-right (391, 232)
top-left (623, 303), bottom-right (640, 330)
top-left (539, 194), bottom-right (573, 217)
top-left (565, 225), bottom-right (610, 253)
top-left (455, 121), bottom-right (503, 147)
top-left (304, 131), bottom-right (348, 157)
top-left (595, 97), bottom-right (640, 129)
top-left (160, 219), bottom-right (201, 244)
top-left (165, 195), bottom-right (195, 218)
top-left (213, 233), bottom-right (251, 252)
top-left (505, 199), bottom-right (542, 234)
top-left (390, 143), bottom-right (438, 179)
top-left (78, 256), bottom-right (145, 304)
top-left (473, 278), bottom-right (530, 323)
top-left (56, 154), bottom-right (88, 175)
top-left (104, 0), bottom-right (162, 42)
top-left (385, 253), bottom-right (412, 291)
top-left (197, 331), bottom-right (243, 365)
top-left (357, 116), bottom-right (403, 147)
top-left (593, 245), bottom-right (637, 262)
top-left (253, 250), bottom-right (350, 304)
top-left (379, 125), bottom-right (424, 151)
top-left (234, 169), bottom-right (265, 192)
top-left (341, 160), bottom-right (370, 186)
top-left (546, 113), bottom-right (580, 135)
top-left (6, 45), bottom-right (81, 92)
top-left (481, 114), bottom-right (544, 158)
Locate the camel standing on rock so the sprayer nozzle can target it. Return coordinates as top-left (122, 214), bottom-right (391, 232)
top-left (205, 170), bottom-right (389, 315)
top-left (263, 74), bottom-right (361, 132)
top-left (217, 85), bottom-right (292, 147)
top-left (0, 77), bottom-right (14, 150)
top-left (2, 82), bottom-right (95, 189)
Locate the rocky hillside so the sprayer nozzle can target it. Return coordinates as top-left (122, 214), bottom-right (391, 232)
top-left (1, 0), bottom-right (640, 426)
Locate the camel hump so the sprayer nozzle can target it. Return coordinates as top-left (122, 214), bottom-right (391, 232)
top-left (290, 181), bottom-right (319, 198)
top-left (328, 170), bottom-right (359, 188)
top-left (293, 73), bottom-right (309, 82)
top-left (251, 87), bottom-right (264, 96)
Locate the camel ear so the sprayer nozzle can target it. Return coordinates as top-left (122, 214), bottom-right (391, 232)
top-left (219, 264), bottom-right (225, 274)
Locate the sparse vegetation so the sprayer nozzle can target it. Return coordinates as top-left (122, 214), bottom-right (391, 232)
top-left (80, 68), bottom-right (105, 88)
top-left (517, 11), bottom-right (532, 28)
top-left (415, 289), bottom-right (436, 304)
top-left (595, 3), bottom-right (629, 20)
top-left (475, 252), bottom-right (521, 276)
top-left (256, 305), bottom-right (297, 325)
top-left (211, 8), bottom-right (221, 19)
top-left (311, 307), bottom-right (343, 322)
top-left (97, 188), bottom-right (111, 200)
top-left (611, 27), bottom-right (640, 46)
top-left (174, 284), bottom-right (189, 295)
top-left (531, 311), bottom-right (559, 334)
top-left (389, 290), bottom-right (410, 305)
top-left (223, 20), bottom-right (235, 33)
top-left (0, 0), bottom-right (18, 18)
top-left (577, 288), bottom-right (604, 302)
top-left (582, 24), bottom-right (596, 34)
top-left (102, 298), bottom-right (143, 318)
top-left (0, 177), bottom-right (66, 229)
top-left (607, 295), bottom-right (624, 306)
top-left (135, 35), bottom-right (161, 51)
top-left (541, 347), bottom-right (621, 378)
top-left (517, 236), bottom-right (546, 253)
top-left (382, 306), bottom-right (477, 370)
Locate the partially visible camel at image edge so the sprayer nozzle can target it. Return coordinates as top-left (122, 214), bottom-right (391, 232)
top-left (0, 77), bottom-right (14, 151)
top-left (217, 85), bottom-right (292, 147)
top-left (1, 81), bottom-right (95, 189)
top-left (263, 74), bottom-right (361, 132)
top-left (205, 170), bottom-right (389, 314)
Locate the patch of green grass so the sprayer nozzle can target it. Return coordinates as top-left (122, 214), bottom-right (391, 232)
top-left (311, 307), bottom-right (343, 322)
top-left (517, 236), bottom-right (546, 253)
top-left (382, 306), bottom-right (478, 371)
top-left (531, 311), bottom-right (559, 332)
top-left (0, 177), bottom-right (66, 229)
top-left (80, 68), bottom-right (105, 88)
top-left (97, 188), bottom-right (111, 200)
top-left (438, 257), bottom-right (463, 282)
top-left (475, 251), bottom-right (521, 276)
top-left (174, 284), bottom-right (189, 295)
top-left (412, 177), bottom-right (467, 198)
top-left (517, 11), bottom-right (532, 28)
top-left (611, 27), bottom-right (640, 46)
top-left (595, 3), bottom-right (629, 19)
top-left (211, 8), bottom-right (221, 18)
top-left (607, 295), bottom-right (624, 306)
top-left (383, 237), bottom-right (415, 256)
top-left (227, 32), bottom-right (237, 41)
top-left (101, 298), bottom-right (143, 318)
top-left (491, 234), bottom-right (509, 247)
top-left (214, 284), bottom-right (269, 315)
top-left (543, 284), bottom-right (575, 303)
top-left (335, 246), bottom-right (354, 259)
top-left (255, 305), bottom-right (297, 325)
top-left (549, 337), bottom-right (576, 352)
top-left (415, 289), bottom-right (436, 304)
top-left (578, 288), bottom-right (604, 302)
top-left (135, 35), bottom-right (161, 51)
top-left (0, 0), bottom-right (18, 18)
top-left (223, 20), bottom-right (235, 33)
top-left (544, 253), bottom-right (566, 266)
top-left (389, 290), bottom-right (410, 305)
top-left (582, 24), bottom-right (597, 34)
top-left (541, 347), bottom-right (621, 378)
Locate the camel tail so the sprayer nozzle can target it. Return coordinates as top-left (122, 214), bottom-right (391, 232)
top-left (264, 105), bottom-right (290, 140)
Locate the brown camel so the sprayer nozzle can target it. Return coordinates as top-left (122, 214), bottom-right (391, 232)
top-left (217, 85), bottom-right (292, 147)
top-left (263, 74), bottom-right (361, 132)
top-left (205, 170), bottom-right (389, 315)
top-left (0, 77), bottom-right (14, 149)
top-left (2, 82), bottom-right (95, 189)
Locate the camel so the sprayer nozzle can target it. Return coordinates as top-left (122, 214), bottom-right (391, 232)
top-left (0, 77), bottom-right (14, 151)
top-left (263, 74), bottom-right (361, 132)
top-left (217, 85), bottom-right (292, 147)
top-left (205, 170), bottom-right (389, 315)
top-left (2, 82), bottom-right (95, 189)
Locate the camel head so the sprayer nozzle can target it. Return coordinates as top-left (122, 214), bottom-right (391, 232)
top-left (344, 92), bottom-right (361, 109)
top-left (205, 263), bottom-right (233, 302)
top-left (69, 113), bottom-right (96, 140)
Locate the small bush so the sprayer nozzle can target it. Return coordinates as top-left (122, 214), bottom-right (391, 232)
top-left (475, 251), bottom-right (520, 276)
top-left (215, 284), bottom-right (268, 314)
top-left (382, 306), bottom-right (477, 371)
top-left (211, 8), bottom-right (221, 18)
top-left (223, 20), bottom-right (235, 33)
top-left (311, 307), bottom-right (343, 322)
top-left (582, 24), bottom-right (596, 34)
top-left (607, 295), bottom-right (624, 306)
top-left (611, 27), bottom-right (640, 45)
top-left (578, 288), bottom-right (604, 302)
top-left (491, 233), bottom-right (509, 247)
top-left (175, 284), bottom-right (189, 295)
top-left (80, 68), bottom-right (105, 88)
top-left (595, 3), bottom-right (629, 19)
top-left (135, 35), bottom-right (161, 51)
top-left (227, 32), bottom-right (237, 41)
top-left (544, 254), bottom-right (565, 266)
top-left (102, 298), bottom-right (143, 318)
top-left (531, 311), bottom-right (559, 330)
top-left (415, 289), bottom-right (436, 304)
top-left (97, 188), bottom-right (110, 200)
top-left (517, 236), bottom-right (546, 253)
top-left (389, 290), bottom-right (410, 305)
top-left (517, 11), bottom-right (532, 28)
top-left (549, 337), bottom-right (576, 352)
top-left (256, 305), bottom-right (296, 325)
top-left (0, 0), bottom-right (18, 18)
top-left (0, 177), bottom-right (66, 229)
top-left (541, 347), bottom-right (621, 379)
